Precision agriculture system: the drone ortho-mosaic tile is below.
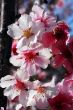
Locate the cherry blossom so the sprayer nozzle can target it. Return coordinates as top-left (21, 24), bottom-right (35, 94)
top-left (0, 75), bottom-right (30, 100)
top-left (10, 45), bottom-right (51, 76)
top-left (7, 14), bottom-right (42, 46)
top-left (19, 76), bottom-right (56, 109)
top-left (41, 21), bottom-right (69, 48)
top-left (30, 4), bottom-right (56, 30)
top-left (1, 1), bottom-right (72, 110)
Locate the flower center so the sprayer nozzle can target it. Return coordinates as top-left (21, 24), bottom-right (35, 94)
top-left (24, 51), bottom-right (37, 62)
top-left (53, 28), bottom-right (67, 40)
top-left (15, 80), bottom-right (26, 90)
top-left (23, 28), bottom-right (34, 38)
top-left (41, 18), bottom-right (48, 27)
top-left (36, 87), bottom-right (45, 93)
top-left (36, 17), bottom-right (48, 27)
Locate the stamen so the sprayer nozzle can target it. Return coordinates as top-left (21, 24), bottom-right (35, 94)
top-left (24, 51), bottom-right (37, 62)
top-left (23, 28), bottom-right (34, 38)
top-left (36, 87), bottom-right (45, 93)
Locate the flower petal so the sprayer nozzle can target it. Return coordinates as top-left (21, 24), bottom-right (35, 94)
top-left (0, 75), bottom-right (16, 88)
top-left (7, 23), bottom-right (22, 39)
top-left (32, 5), bottom-right (44, 18)
top-left (15, 104), bottom-right (23, 110)
top-left (16, 68), bottom-right (29, 80)
top-left (39, 48), bottom-right (52, 59)
top-left (27, 90), bottom-right (36, 107)
top-left (18, 14), bottom-right (32, 30)
top-left (35, 95), bottom-right (48, 110)
top-left (19, 91), bottom-right (29, 108)
top-left (35, 56), bottom-right (49, 69)
top-left (16, 37), bottom-right (28, 50)
top-left (41, 32), bottom-right (55, 48)
top-left (4, 87), bottom-right (20, 100)
top-left (52, 54), bottom-right (65, 68)
top-left (26, 63), bottom-right (36, 76)
top-left (10, 55), bottom-right (24, 67)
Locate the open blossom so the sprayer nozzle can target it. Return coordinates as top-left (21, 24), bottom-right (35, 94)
top-left (41, 21), bottom-right (69, 48)
top-left (0, 75), bottom-right (56, 110)
top-left (10, 45), bottom-right (51, 76)
top-left (20, 76), bottom-right (56, 109)
top-left (30, 4), bottom-right (56, 30)
top-left (7, 14), bottom-right (42, 47)
top-left (0, 75), bottom-right (30, 100)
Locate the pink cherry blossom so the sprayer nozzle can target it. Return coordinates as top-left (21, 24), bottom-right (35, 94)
top-left (20, 76), bottom-right (56, 110)
top-left (7, 14), bottom-right (42, 46)
top-left (0, 75), bottom-right (30, 100)
top-left (10, 45), bottom-right (50, 76)
top-left (30, 4), bottom-right (56, 29)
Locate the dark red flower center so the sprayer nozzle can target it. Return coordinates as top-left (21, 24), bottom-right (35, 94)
top-left (15, 80), bottom-right (26, 90)
top-left (24, 51), bottom-right (37, 62)
top-left (53, 28), bottom-right (67, 41)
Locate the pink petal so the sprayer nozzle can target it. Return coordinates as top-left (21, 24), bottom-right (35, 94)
top-left (27, 63), bottom-right (37, 76)
top-left (19, 91), bottom-right (29, 108)
top-left (52, 54), bottom-right (65, 68)
top-left (35, 56), bottom-right (49, 69)
top-left (41, 32), bottom-right (55, 48)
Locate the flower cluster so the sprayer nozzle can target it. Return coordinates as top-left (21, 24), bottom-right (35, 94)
top-left (0, 3), bottom-right (73, 110)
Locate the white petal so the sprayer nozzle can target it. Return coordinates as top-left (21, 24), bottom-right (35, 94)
top-left (19, 91), bottom-right (29, 108)
top-left (30, 12), bottom-right (37, 21)
top-left (27, 63), bottom-right (36, 76)
top-left (32, 5), bottom-right (44, 17)
top-left (35, 56), bottom-right (49, 69)
top-left (27, 90), bottom-right (36, 107)
top-left (16, 38), bottom-right (29, 52)
top-left (7, 24), bottom-right (22, 39)
top-left (10, 55), bottom-right (24, 67)
top-left (16, 37), bottom-right (27, 49)
top-left (16, 68), bottom-right (29, 80)
top-left (31, 80), bottom-right (41, 89)
top-left (30, 30), bottom-right (41, 44)
top-left (4, 87), bottom-right (20, 100)
top-left (0, 75), bottom-right (16, 88)
top-left (15, 104), bottom-right (22, 110)
top-left (39, 48), bottom-right (52, 59)
top-left (18, 14), bottom-right (32, 30)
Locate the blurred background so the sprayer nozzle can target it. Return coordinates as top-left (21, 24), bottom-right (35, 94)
top-left (0, 0), bottom-right (73, 109)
